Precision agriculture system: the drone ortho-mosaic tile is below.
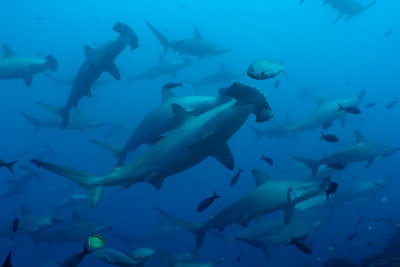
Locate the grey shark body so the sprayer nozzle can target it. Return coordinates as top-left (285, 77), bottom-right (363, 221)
top-left (19, 109), bottom-right (105, 134)
top-left (0, 164), bottom-right (42, 200)
top-left (35, 22), bottom-right (139, 128)
top-left (31, 82), bottom-right (273, 208)
top-left (145, 21), bottom-right (230, 60)
top-left (90, 88), bottom-right (232, 167)
top-left (157, 169), bottom-right (330, 249)
top-left (291, 89), bottom-right (365, 133)
top-left (323, 0), bottom-right (377, 25)
top-left (186, 63), bottom-right (245, 91)
top-left (94, 248), bottom-right (142, 267)
top-left (53, 193), bottom-right (88, 214)
top-left (0, 43), bottom-right (58, 87)
top-left (289, 130), bottom-right (400, 178)
top-left (154, 250), bottom-right (201, 267)
top-left (125, 55), bottom-right (191, 85)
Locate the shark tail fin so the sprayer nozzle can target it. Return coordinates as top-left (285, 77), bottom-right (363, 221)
top-left (156, 206), bottom-right (206, 250)
top-left (120, 70), bottom-right (135, 87)
top-left (345, 1), bottom-right (377, 20)
top-left (234, 236), bottom-right (270, 259)
top-left (34, 102), bottom-right (69, 129)
top-left (30, 159), bottom-right (103, 208)
top-left (1, 160), bottom-right (18, 174)
top-left (145, 20), bottom-right (171, 55)
top-left (246, 123), bottom-right (265, 143)
top-left (185, 81), bottom-right (200, 92)
top-left (19, 111), bottom-right (42, 135)
top-left (286, 153), bottom-right (320, 179)
top-left (358, 88), bottom-right (366, 102)
top-left (45, 55), bottom-right (58, 71)
top-left (89, 139), bottom-right (127, 167)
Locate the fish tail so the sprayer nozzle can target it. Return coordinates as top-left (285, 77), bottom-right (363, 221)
top-left (30, 159), bottom-right (104, 208)
top-left (89, 139), bottom-right (126, 167)
top-left (319, 131), bottom-right (325, 140)
top-left (337, 103), bottom-right (344, 111)
top-left (1, 160), bottom-right (18, 174)
top-left (213, 190), bottom-right (221, 199)
top-left (145, 20), bottom-right (171, 55)
top-left (178, 81), bottom-right (183, 87)
top-left (246, 123), bottom-right (265, 144)
top-left (34, 102), bottom-right (69, 128)
top-left (19, 111), bottom-right (42, 135)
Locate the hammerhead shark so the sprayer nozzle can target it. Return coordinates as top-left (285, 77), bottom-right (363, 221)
top-left (323, 0), bottom-right (377, 25)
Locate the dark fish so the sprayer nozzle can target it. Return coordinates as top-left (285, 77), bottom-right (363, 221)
top-left (321, 121), bottom-right (333, 130)
top-left (162, 82), bottom-right (183, 90)
top-left (61, 241), bottom-right (93, 267)
top-left (374, 218), bottom-right (386, 223)
top-left (274, 79), bottom-right (280, 89)
top-left (289, 237), bottom-right (313, 254)
top-left (197, 190), bottom-right (220, 212)
top-left (365, 103), bottom-right (376, 108)
top-left (236, 253), bottom-right (243, 263)
top-left (326, 162), bottom-right (345, 170)
top-left (385, 30), bottom-right (392, 37)
top-left (324, 181), bottom-right (338, 199)
top-left (0, 159), bottom-right (18, 174)
top-left (260, 154), bottom-right (273, 166)
top-left (347, 231), bottom-right (358, 241)
top-left (337, 104), bottom-right (361, 114)
top-left (1, 252), bottom-right (12, 267)
top-left (345, 81), bottom-right (350, 86)
top-left (12, 212), bottom-right (19, 233)
top-left (358, 216), bottom-right (365, 224)
top-left (230, 167), bottom-right (244, 186)
top-left (386, 100), bottom-right (397, 109)
top-left (319, 132), bottom-right (339, 143)
top-left (367, 241), bottom-right (374, 247)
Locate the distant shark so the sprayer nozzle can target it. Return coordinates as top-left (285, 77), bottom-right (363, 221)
top-left (145, 21), bottom-right (230, 60)
top-left (323, 0), bottom-right (377, 25)
top-left (53, 193), bottom-right (88, 214)
top-left (31, 82), bottom-right (273, 208)
top-left (288, 130), bottom-right (400, 178)
top-left (19, 108), bottom-right (106, 134)
top-left (122, 55), bottom-right (192, 86)
top-left (0, 43), bottom-right (58, 87)
top-left (185, 63), bottom-right (245, 91)
top-left (291, 89), bottom-right (365, 133)
top-left (90, 88), bottom-right (232, 167)
top-left (35, 22), bottom-right (139, 128)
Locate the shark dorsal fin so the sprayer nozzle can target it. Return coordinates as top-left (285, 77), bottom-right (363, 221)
top-left (71, 211), bottom-right (83, 224)
top-left (2, 43), bottom-right (17, 58)
top-left (161, 88), bottom-right (177, 104)
top-left (219, 63), bottom-right (227, 72)
top-left (166, 254), bottom-right (181, 267)
top-left (284, 111), bottom-right (292, 125)
top-left (172, 103), bottom-right (194, 128)
top-left (84, 45), bottom-right (95, 58)
top-left (73, 107), bottom-right (82, 117)
top-left (21, 204), bottom-right (31, 216)
top-left (159, 54), bottom-right (166, 63)
top-left (251, 169), bottom-right (274, 188)
top-left (354, 130), bottom-right (368, 145)
top-left (314, 95), bottom-right (328, 107)
top-left (193, 27), bottom-right (203, 39)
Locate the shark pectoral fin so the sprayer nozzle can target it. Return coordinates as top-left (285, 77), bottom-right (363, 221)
top-left (238, 217), bottom-right (252, 228)
top-left (211, 143), bottom-right (234, 170)
top-left (22, 75), bottom-right (33, 87)
top-left (105, 62), bottom-right (121, 81)
top-left (170, 71), bottom-right (176, 79)
top-left (151, 136), bottom-right (165, 145)
top-left (284, 206), bottom-right (295, 224)
top-left (331, 12), bottom-right (344, 25)
top-left (172, 103), bottom-right (194, 128)
top-left (89, 186), bottom-right (104, 209)
top-left (161, 88), bottom-right (177, 104)
top-left (145, 172), bottom-right (164, 190)
top-left (339, 115), bottom-right (347, 127)
top-left (83, 45), bottom-right (95, 58)
top-left (376, 155), bottom-right (385, 161)
top-left (364, 159), bottom-right (375, 169)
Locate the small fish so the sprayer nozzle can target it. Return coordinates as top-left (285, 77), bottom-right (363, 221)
top-left (345, 81), bottom-right (350, 86)
top-left (367, 241), bottom-right (374, 247)
top-left (321, 121), bottom-right (333, 130)
top-left (274, 79), bottom-right (280, 89)
top-left (380, 196), bottom-right (388, 203)
top-left (12, 213), bottom-right (19, 233)
top-left (324, 181), bottom-right (338, 199)
top-left (366, 225), bottom-right (372, 231)
top-left (319, 132), bottom-right (339, 143)
top-left (1, 252), bottom-right (12, 267)
top-left (365, 103), bottom-right (376, 108)
top-left (358, 216), bottom-right (365, 224)
top-left (347, 231), bottom-right (358, 241)
top-left (374, 218), bottom-right (386, 223)
top-left (236, 253), bottom-right (243, 263)
top-left (337, 104), bottom-right (361, 114)
top-left (260, 154), bottom-right (273, 166)
top-left (386, 100), bottom-right (397, 109)
top-left (86, 235), bottom-right (106, 250)
top-left (162, 82), bottom-right (183, 90)
top-left (326, 162), bottom-right (345, 170)
top-left (247, 59), bottom-right (287, 80)
top-left (385, 30), bottom-right (392, 37)
top-left (230, 167), bottom-right (244, 186)
top-left (289, 237), bottom-right (313, 254)
top-left (197, 190), bottom-right (220, 212)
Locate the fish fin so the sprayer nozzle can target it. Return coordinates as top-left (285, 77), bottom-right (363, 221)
top-left (105, 62), bottom-right (121, 81)
top-left (331, 12), bottom-right (344, 25)
top-left (376, 155), bottom-right (385, 161)
top-left (34, 102), bottom-right (69, 129)
top-left (339, 114), bottom-right (347, 127)
top-left (21, 204), bottom-right (31, 216)
top-left (281, 70), bottom-right (288, 81)
top-left (238, 217), bottom-right (252, 228)
top-left (284, 205), bottom-right (295, 223)
top-left (83, 45), bottom-right (95, 58)
top-left (2, 160), bottom-right (18, 174)
top-left (354, 130), bottom-right (368, 145)
top-left (193, 27), bottom-right (203, 39)
top-left (234, 236), bottom-right (269, 259)
top-left (22, 75), bottom-right (33, 87)
top-left (219, 63), bottom-right (227, 72)
top-left (145, 172), bottom-right (163, 190)
top-left (251, 169), bottom-right (274, 188)
top-left (2, 43), bottom-right (17, 58)
top-left (345, 1), bottom-right (377, 20)
top-left (159, 54), bottom-right (166, 63)
top-left (285, 153), bottom-right (319, 179)
top-left (314, 95), bottom-right (328, 107)
top-left (170, 71), bottom-right (176, 79)
top-left (145, 21), bottom-right (170, 55)
top-left (172, 103), bottom-right (194, 128)
top-left (89, 140), bottom-right (125, 166)
top-left (246, 123), bottom-right (265, 143)
top-left (210, 143), bottom-right (234, 170)
top-left (161, 88), bottom-right (177, 104)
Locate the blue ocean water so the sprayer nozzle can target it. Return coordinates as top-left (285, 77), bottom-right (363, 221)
top-left (0, 0), bottom-right (399, 266)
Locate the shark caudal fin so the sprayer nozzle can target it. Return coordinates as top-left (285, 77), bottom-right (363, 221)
top-left (145, 21), bottom-right (171, 55)
top-left (89, 139), bottom-right (127, 167)
top-left (42, 73), bottom-right (62, 90)
top-left (45, 55), bottom-right (58, 71)
top-left (34, 102), bottom-right (69, 129)
top-left (120, 70), bottom-right (134, 87)
top-left (30, 159), bottom-right (104, 208)
top-left (246, 123), bottom-right (265, 143)
top-left (345, 1), bottom-right (377, 21)
top-left (286, 153), bottom-right (320, 179)
top-left (18, 111), bottom-right (42, 135)
top-left (234, 236), bottom-right (270, 259)
top-left (185, 81), bottom-right (200, 92)
top-left (0, 160), bottom-right (18, 174)
top-left (156, 206), bottom-right (206, 250)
